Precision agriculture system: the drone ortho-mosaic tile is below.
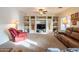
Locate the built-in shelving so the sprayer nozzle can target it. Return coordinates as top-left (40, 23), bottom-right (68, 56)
top-left (47, 16), bottom-right (52, 32)
top-left (30, 16), bottom-right (35, 33)
top-left (24, 16), bottom-right (29, 32)
top-left (24, 16), bottom-right (58, 33)
top-left (53, 16), bottom-right (59, 32)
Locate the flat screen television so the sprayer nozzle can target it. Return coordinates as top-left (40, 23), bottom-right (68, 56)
top-left (37, 24), bottom-right (46, 29)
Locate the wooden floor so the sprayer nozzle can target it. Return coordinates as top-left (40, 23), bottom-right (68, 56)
top-left (29, 33), bottom-right (66, 51)
top-left (0, 32), bottom-right (67, 52)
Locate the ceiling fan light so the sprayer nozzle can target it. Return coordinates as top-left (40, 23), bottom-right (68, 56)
top-left (35, 8), bottom-right (47, 15)
top-left (37, 8), bottom-right (42, 11)
top-left (39, 11), bottom-right (43, 15)
top-left (43, 9), bottom-right (47, 12)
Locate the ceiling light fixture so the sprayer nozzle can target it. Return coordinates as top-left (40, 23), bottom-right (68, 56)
top-left (38, 8), bottom-right (47, 15)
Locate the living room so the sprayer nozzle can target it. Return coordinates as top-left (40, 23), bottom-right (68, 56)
top-left (0, 7), bottom-right (79, 52)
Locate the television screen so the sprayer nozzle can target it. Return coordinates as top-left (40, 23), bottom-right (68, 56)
top-left (37, 24), bottom-right (46, 29)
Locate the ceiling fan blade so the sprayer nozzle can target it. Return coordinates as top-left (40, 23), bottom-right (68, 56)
top-left (43, 12), bottom-right (46, 14)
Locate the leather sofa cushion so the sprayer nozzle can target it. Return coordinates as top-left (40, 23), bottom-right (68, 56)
top-left (60, 34), bottom-right (79, 48)
top-left (71, 32), bottom-right (79, 41)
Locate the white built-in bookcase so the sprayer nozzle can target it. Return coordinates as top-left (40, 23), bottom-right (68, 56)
top-left (24, 16), bottom-right (58, 33)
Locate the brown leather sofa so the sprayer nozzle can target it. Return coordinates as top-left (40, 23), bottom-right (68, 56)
top-left (55, 31), bottom-right (79, 48)
top-left (66, 32), bottom-right (79, 41)
top-left (65, 27), bottom-right (79, 41)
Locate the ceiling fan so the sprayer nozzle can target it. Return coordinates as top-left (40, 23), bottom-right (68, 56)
top-left (33, 8), bottom-right (47, 15)
top-left (38, 9), bottom-right (47, 14)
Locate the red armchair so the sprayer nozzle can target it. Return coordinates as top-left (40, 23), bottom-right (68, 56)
top-left (8, 28), bottom-right (28, 42)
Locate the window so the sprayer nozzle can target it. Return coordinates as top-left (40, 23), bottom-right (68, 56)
top-left (60, 16), bottom-right (71, 31)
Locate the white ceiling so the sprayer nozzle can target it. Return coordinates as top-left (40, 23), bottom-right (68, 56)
top-left (17, 7), bottom-right (69, 16)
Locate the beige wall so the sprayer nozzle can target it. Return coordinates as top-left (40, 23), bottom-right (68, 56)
top-left (57, 7), bottom-right (79, 16)
top-left (0, 7), bottom-right (24, 45)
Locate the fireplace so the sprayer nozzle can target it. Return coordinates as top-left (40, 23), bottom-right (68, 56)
top-left (36, 24), bottom-right (46, 33)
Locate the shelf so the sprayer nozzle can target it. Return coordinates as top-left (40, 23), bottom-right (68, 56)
top-left (53, 16), bottom-right (59, 32)
top-left (24, 16), bottom-right (30, 32)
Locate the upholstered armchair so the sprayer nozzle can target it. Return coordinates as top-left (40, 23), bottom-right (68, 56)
top-left (8, 28), bottom-right (28, 42)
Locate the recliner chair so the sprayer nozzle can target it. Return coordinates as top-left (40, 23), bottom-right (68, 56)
top-left (8, 28), bottom-right (28, 42)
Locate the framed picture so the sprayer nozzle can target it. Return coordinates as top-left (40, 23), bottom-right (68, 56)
top-left (71, 14), bottom-right (75, 20)
top-left (75, 13), bottom-right (78, 17)
top-left (75, 12), bottom-right (79, 21)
